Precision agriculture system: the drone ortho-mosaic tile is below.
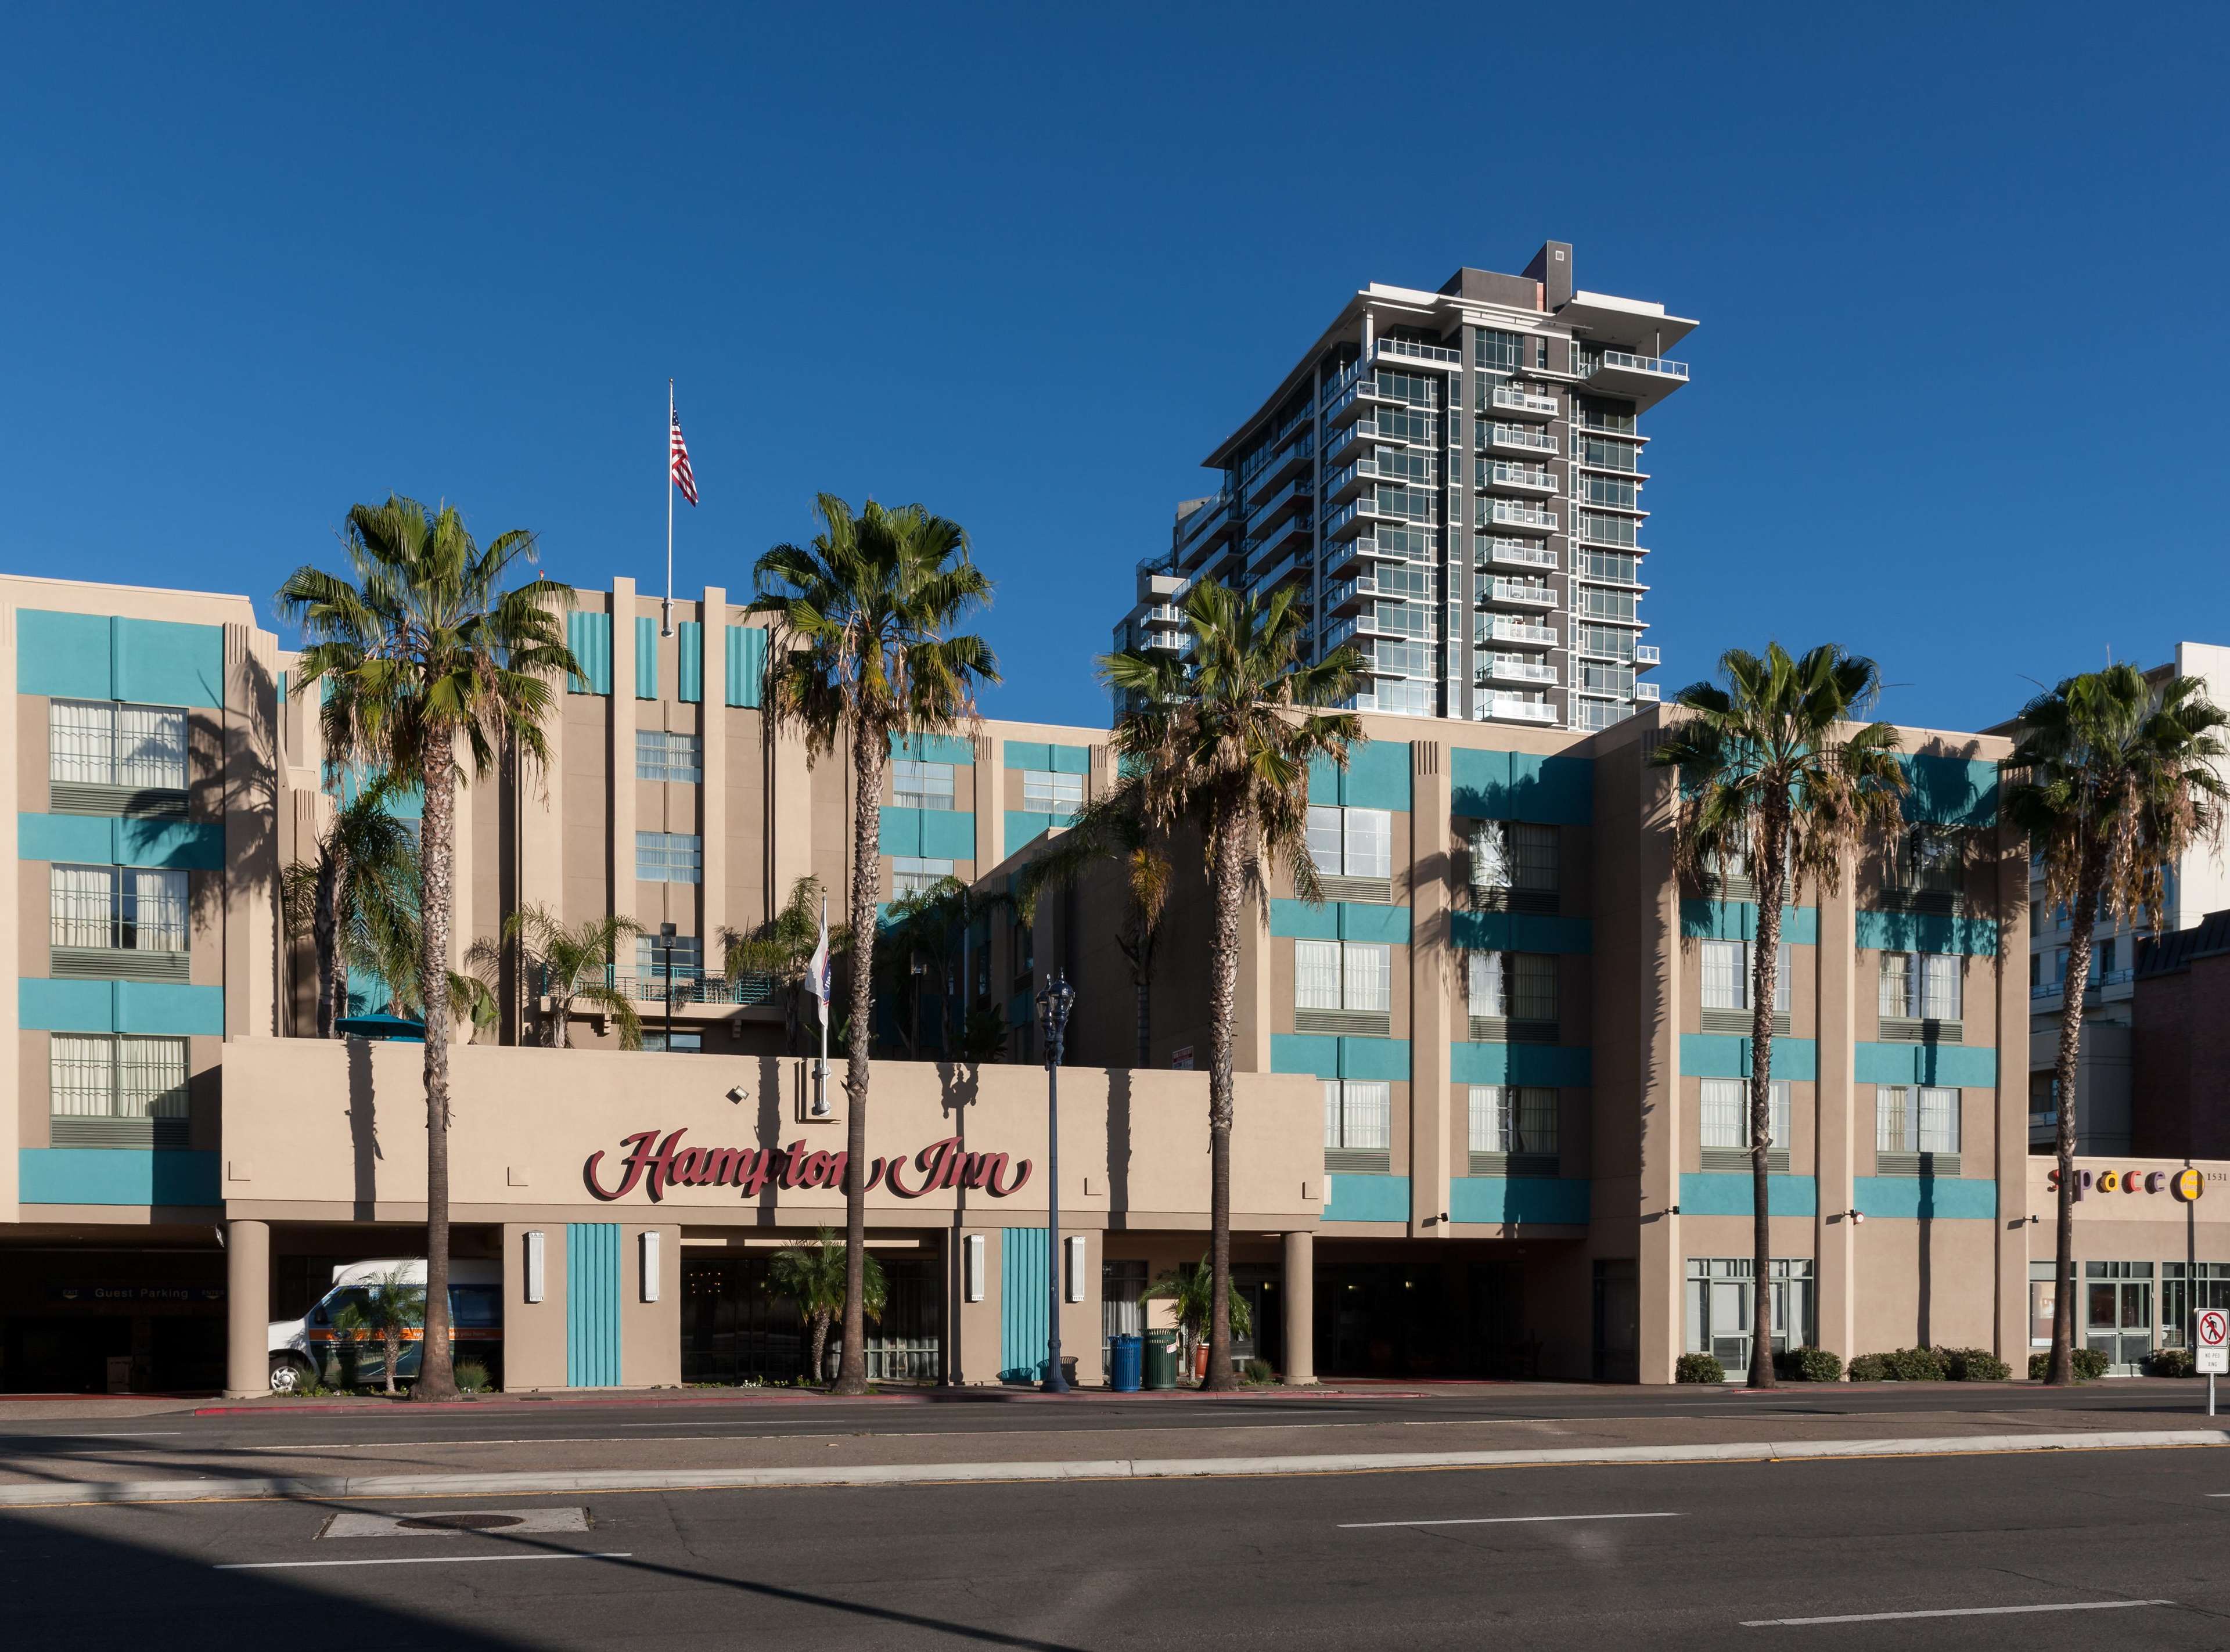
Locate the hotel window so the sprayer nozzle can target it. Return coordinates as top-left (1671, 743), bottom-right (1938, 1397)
top-left (643, 1030), bottom-right (704, 1054)
top-left (1468, 951), bottom-right (1558, 1024)
top-left (1021, 769), bottom-right (1084, 813)
top-left (1294, 940), bottom-right (1391, 1014)
top-left (1577, 435), bottom-right (1643, 473)
top-left (1700, 1078), bottom-right (1792, 1153)
top-left (50, 1034), bottom-right (190, 1144)
top-left (1576, 396), bottom-right (1636, 434)
top-left (50, 865), bottom-right (188, 954)
top-left (1575, 584), bottom-right (1638, 622)
top-left (1576, 548), bottom-right (1641, 584)
top-left (1322, 1080), bottom-right (1391, 1152)
top-left (1878, 952), bottom-right (1960, 1021)
top-left (2161, 1263), bottom-right (2230, 1349)
top-left (1876, 1086), bottom-right (1960, 1156)
top-left (1306, 806), bottom-right (1392, 879)
top-left (1468, 1085), bottom-right (1558, 1158)
top-left (634, 934), bottom-right (703, 980)
top-left (1576, 473), bottom-right (1640, 510)
top-left (891, 857), bottom-right (955, 899)
top-left (893, 759), bottom-right (956, 811)
top-left (1685, 1258), bottom-right (1814, 1377)
top-left (1700, 940), bottom-right (1792, 1013)
top-left (634, 832), bottom-right (702, 884)
top-left (50, 700), bottom-right (189, 791)
top-left (635, 729), bottom-right (703, 783)
top-left (1470, 822), bottom-right (1558, 900)
top-left (1577, 511), bottom-right (1638, 549)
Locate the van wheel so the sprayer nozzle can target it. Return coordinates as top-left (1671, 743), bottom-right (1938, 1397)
top-left (269, 1356), bottom-right (311, 1395)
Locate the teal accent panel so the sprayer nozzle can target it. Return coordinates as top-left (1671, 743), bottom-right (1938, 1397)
top-left (1854, 1175), bottom-right (1999, 1220)
top-left (566, 613), bottom-right (612, 694)
top-left (1679, 901), bottom-right (1819, 945)
top-left (20, 815), bottom-right (226, 870)
top-left (337, 765), bottom-right (423, 820)
top-left (1450, 747), bottom-right (1593, 824)
top-left (1679, 1172), bottom-right (1819, 1216)
top-left (1005, 741), bottom-right (1050, 771)
top-left (1338, 1036), bottom-right (1411, 1081)
top-left (1271, 1033), bottom-right (1340, 1079)
top-left (999, 1227), bottom-right (1051, 1382)
top-left (1270, 901), bottom-right (1413, 943)
top-left (1451, 1176), bottom-right (1591, 1225)
top-left (1856, 909), bottom-right (2001, 956)
top-left (878, 807), bottom-right (923, 856)
top-left (1308, 741), bottom-right (1412, 810)
top-left (919, 811), bottom-right (977, 861)
top-left (18, 610), bottom-right (113, 699)
top-left (1678, 1035), bottom-right (1819, 1081)
top-left (564, 1222), bottom-right (622, 1387)
top-left (675, 622), bottom-right (703, 703)
top-left (20, 978), bottom-right (224, 1035)
top-left (1005, 810), bottom-right (1078, 855)
top-left (1325, 1175), bottom-right (1411, 1223)
top-left (1902, 754), bottom-right (2000, 827)
top-left (114, 619), bottom-right (224, 708)
top-left (1048, 744), bottom-right (1091, 775)
top-left (19, 1149), bottom-right (220, 1207)
top-left (1855, 1043), bottom-right (1999, 1087)
top-left (725, 626), bottom-right (767, 707)
top-left (1449, 910), bottom-right (1594, 954)
top-left (891, 732), bottom-right (975, 765)
top-left (1449, 1042), bottom-right (1593, 1087)
top-left (634, 617), bottom-right (659, 700)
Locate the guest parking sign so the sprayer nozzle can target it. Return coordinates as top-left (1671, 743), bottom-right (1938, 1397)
top-left (2198, 1311), bottom-right (2228, 1376)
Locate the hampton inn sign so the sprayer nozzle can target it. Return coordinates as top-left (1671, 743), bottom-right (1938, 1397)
top-left (582, 1131), bottom-right (1035, 1203)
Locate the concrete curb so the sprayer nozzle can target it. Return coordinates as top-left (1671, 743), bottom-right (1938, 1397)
top-left (5, 1429), bottom-right (2226, 1508)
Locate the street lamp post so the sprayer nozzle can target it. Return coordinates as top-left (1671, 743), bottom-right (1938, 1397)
top-left (1037, 972), bottom-right (1075, 1394)
top-left (657, 922), bottom-right (678, 1052)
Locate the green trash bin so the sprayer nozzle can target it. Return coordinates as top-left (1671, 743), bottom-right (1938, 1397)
top-left (1143, 1330), bottom-right (1180, 1391)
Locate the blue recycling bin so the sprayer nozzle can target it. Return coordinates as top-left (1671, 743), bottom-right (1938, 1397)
top-left (1110, 1334), bottom-right (1143, 1392)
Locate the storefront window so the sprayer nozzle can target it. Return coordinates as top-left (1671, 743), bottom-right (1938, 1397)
top-left (2030, 1260), bottom-right (2071, 1347)
top-left (2163, 1263), bottom-right (2230, 1348)
top-left (1684, 1258), bottom-right (1814, 1379)
top-left (2083, 1261), bottom-right (2155, 1372)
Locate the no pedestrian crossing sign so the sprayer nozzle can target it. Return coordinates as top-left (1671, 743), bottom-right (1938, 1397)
top-left (2197, 1310), bottom-right (2228, 1376)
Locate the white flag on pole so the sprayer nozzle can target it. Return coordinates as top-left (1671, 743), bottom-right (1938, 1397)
top-left (807, 908), bottom-right (830, 1009)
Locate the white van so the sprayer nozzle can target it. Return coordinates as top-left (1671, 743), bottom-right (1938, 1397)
top-left (267, 1259), bottom-right (503, 1393)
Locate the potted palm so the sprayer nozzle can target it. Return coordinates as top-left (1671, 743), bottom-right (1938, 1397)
top-left (1142, 1253), bottom-right (1253, 1385)
top-left (765, 1229), bottom-right (887, 1385)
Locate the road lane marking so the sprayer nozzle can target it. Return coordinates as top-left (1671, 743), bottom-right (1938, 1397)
top-left (1742, 1600), bottom-right (2175, 1626)
top-left (5, 1431), bottom-right (185, 1441)
top-left (217, 1552), bottom-right (632, 1571)
top-left (1340, 1511), bottom-right (1681, 1529)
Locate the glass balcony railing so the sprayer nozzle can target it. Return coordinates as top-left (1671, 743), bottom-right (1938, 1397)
top-left (603, 969), bottom-right (779, 1007)
top-left (1477, 538), bottom-right (1558, 571)
top-left (1482, 422), bottom-right (1557, 454)
top-left (1488, 501), bottom-right (1558, 531)
top-left (1373, 336), bottom-right (1462, 365)
top-left (1479, 694), bottom-right (1558, 725)
top-left (1594, 350), bottom-right (1689, 380)
top-left (1492, 385), bottom-right (1558, 416)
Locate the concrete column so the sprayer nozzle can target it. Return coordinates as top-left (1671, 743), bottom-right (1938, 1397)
top-left (1408, 739), bottom-right (1451, 1236)
top-left (771, 725), bottom-right (815, 909)
top-left (1282, 1229), bottom-right (1315, 1384)
top-left (699, 589), bottom-right (727, 951)
top-left (609, 580), bottom-right (638, 919)
top-left (224, 1218), bottom-right (271, 1397)
top-left (223, 622), bottom-right (280, 1038)
top-left (0, 603), bottom-right (17, 1222)
top-left (1993, 819), bottom-right (2033, 1362)
top-left (1816, 852), bottom-right (1858, 1362)
top-left (1235, 890), bottom-right (1273, 1074)
top-left (1635, 751), bottom-right (1684, 1383)
top-left (973, 732), bottom-right (999, 873)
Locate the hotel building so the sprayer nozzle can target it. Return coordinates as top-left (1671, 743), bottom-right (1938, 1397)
top-left (1, 570), bottom-right (2224, 1397)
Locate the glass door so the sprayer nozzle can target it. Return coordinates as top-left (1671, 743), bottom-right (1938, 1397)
top-left (2084, 1262), bottom-right (2154, 1373)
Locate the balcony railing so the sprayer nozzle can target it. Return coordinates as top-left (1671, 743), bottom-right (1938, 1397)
top-left (1488, 501), bottom-right (1558, 532)
top-left (1634, 682), bottom-right (1661, 703)
top-left (1479, 694), bottom-right (1558, 725)
top-left (1477, 654), bottom-right (1558, 685)
top-left (1373, 336), bottom-right (1462, 366)
top-left (1481, 460), bottom-right (1556, 492)
top-left (1140, 603), bottom-right (1183, 628)
top-left (1634, 643), bottom-right (1660, 665)
top-left (602, 969), bottom-right (780, 1007)
top-left (1594, 350), bottom-right (1688, 381)
top-left (1492, 385), bottom-right (1558, 416)
top-left (1478, 538), bottom-right (1557, 571)
top-left (1483, 580), bottom-right (1556, 607)
top-left (1483, 422), bottom-right (1557, 454)
top-left (1480, 617), bottom-right (1557, 647)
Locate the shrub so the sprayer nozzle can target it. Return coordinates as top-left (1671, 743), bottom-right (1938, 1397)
top-left (1775, 1346), bottom-right (1844, 1383)
top-left (1846, 1353), bottom-right (1890, 1382)
top-left (2028, 1347), bottom-right (2113, 1381)
top-left (1850, 1347), bottom-right (1947, 1381)
top-left (455, 1359), bottom-right (492, 1394)
top-left (2148, 1347), bottom-right (2196, 1378)
top-left (1242, 1358), bottom-right (1276, 1385)
top-left (1937, 1347), bottom-right (2012, 1383)
top-left (1674, 1352), bottom-right (1725, 1384)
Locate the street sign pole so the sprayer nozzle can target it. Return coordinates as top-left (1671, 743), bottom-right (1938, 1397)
top-left (2195, 1309), bottom-right (2227, 1416)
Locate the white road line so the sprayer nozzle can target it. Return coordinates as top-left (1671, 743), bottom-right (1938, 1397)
top-left (1742, 1599), bottom-right (2175, 1627)
top-left (12, 1431), bottom-right (184, 1440)
top-left (1340, 1511), bottom-right (1681, 1529)
top-left (215, 1552), bottom-right (633, 1571)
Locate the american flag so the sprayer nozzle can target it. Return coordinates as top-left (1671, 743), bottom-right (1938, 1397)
top-left (670, 410), bottom-right (699, 506)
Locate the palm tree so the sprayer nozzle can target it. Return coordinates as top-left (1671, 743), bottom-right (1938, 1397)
top-left (467, 905), bottom-right (646, 1050)
top-left (722, 876), bottom-right (848, 1056)
top-left (749, 494), bottom-right (998, 1396)
top-left (765, 1228), bottom-right (888, 1385)
top-left (2005, 664), bottom-right (2227, 1385)
top-left (279, 495), bottom-right (577, 1402)
top-left (1015, 799), bottom-right (1172, 1069)
top-left (1100, 580), bottom-right (1360, 1391)
top-left (279, 773), bottom-right (421, 1037)
top-left (1141, 1253), bottom-right (1253, 1382)
top-left (1650, 643), bottom-right (1908, 1390)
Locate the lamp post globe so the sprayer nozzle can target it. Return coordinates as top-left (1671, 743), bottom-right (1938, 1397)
top-left (1037, 972), bottom-right (1076, 1394)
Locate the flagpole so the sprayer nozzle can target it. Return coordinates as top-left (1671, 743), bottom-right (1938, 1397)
top-left (662, 379), bottom-right (675, 638)
top-left (814, 894), bottom-right (830, 1117)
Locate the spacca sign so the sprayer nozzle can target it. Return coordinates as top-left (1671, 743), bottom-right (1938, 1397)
top-left (2045, 1165), bottom-right (2206, 1203)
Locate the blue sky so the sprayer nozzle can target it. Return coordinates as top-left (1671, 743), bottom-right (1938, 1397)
top-left (2, 3), bottom-right (2225, 732)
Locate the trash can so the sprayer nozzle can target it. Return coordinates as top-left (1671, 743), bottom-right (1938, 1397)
top-left (1143, 1330), bottom-right (1179, 1391)
top-left (1110, 1334), bottom-right (1143, 1393)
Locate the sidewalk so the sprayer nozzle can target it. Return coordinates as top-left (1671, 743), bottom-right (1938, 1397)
top-left (5, 1399), bottom-right (2225, 1507)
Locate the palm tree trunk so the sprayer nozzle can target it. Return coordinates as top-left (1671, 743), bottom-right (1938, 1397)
top-left (1203, 798), bottom-right (1247, 1393)
top-left (811, 1309), bottom-right (832, 1385)
top-left (1134, 967), bottom-right (1152, 1070)
top-left (1746, 819), bottom-right (1788, 1391)
top-left (314, 853), bottom-right (341, 1037)
top-left (2047, 862), bottom-right (2103, 1385)
top-left (832, 728), bottom-right (883, 1397)
top-left (414, 755), bottom-right (459, 1403)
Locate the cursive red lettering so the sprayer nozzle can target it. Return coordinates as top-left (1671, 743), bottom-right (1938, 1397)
top-left (779, 1140), bottom-right (808, 1190)
top-left (700, 1146), bottom-right (748, 1187)
top-left (584, 1131), bottom-right (660, 1200)
top-left (981, 1156), bottom-right (1031, 1197)
top-left (799, 1150), bottom-right (833, 1189)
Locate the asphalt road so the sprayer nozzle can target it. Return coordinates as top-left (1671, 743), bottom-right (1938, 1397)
top-left (5, 1443), bottom-right (2229, 1649)
top-left (0, 1379), bottom-right (2216, 1458)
